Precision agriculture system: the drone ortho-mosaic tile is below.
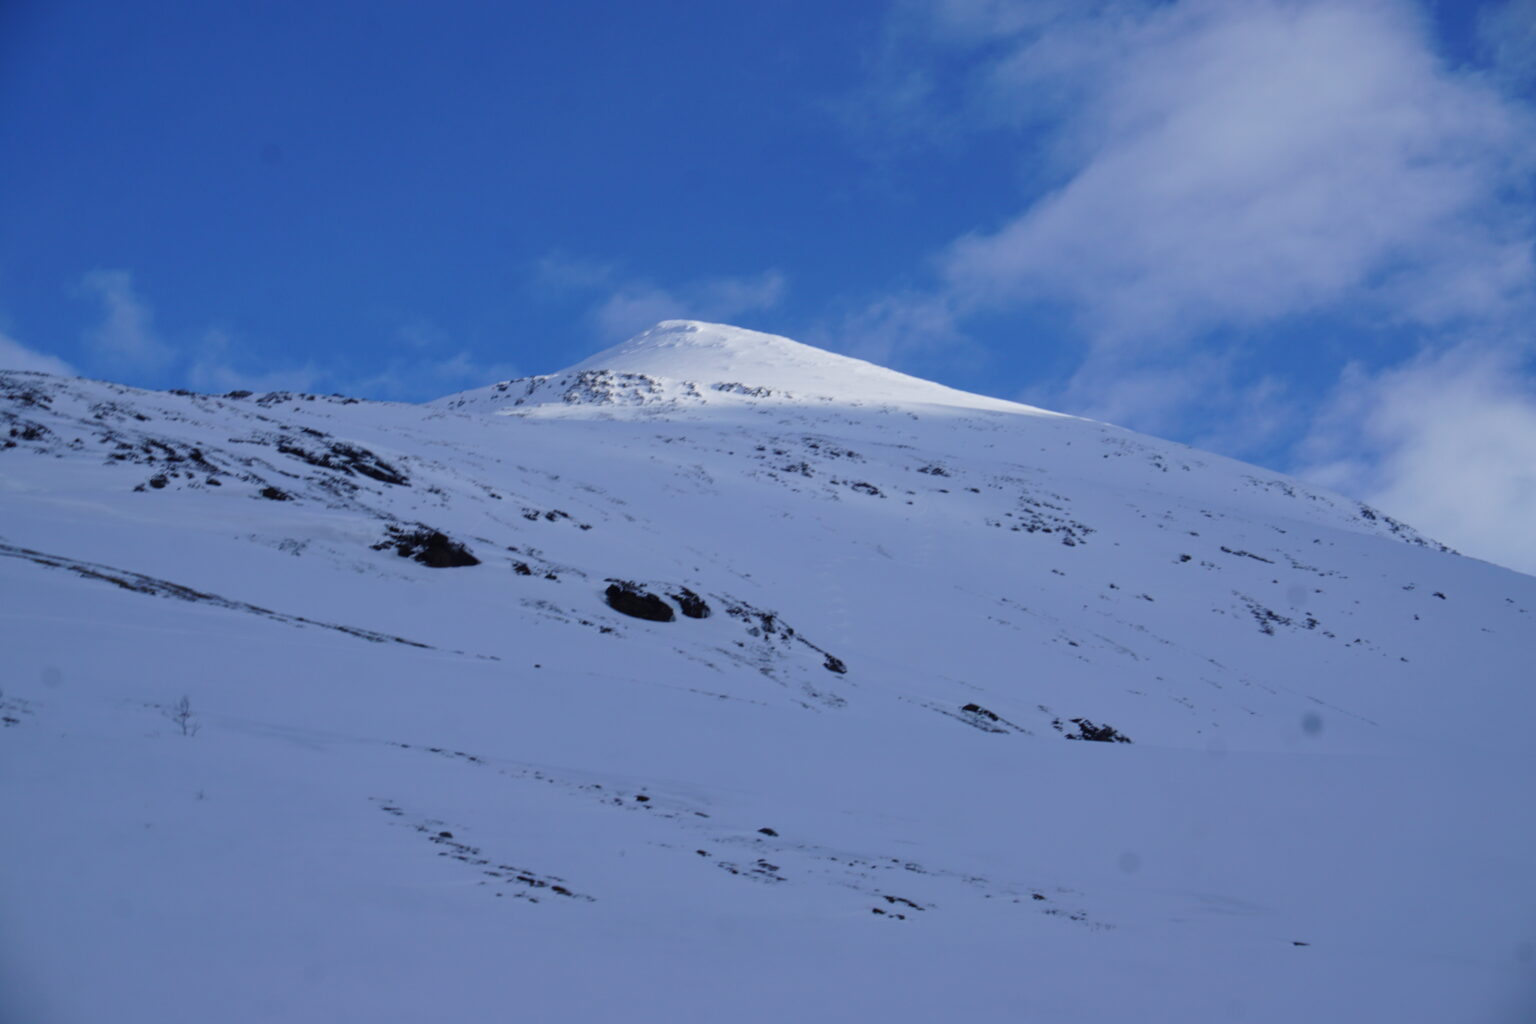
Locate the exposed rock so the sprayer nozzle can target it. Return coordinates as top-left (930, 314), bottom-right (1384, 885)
top-left (374, 525), bottom-right (480, 568)
top-left (276, 436), bottom-right (409, 486)
top-left (1053, 717), bottom-right (1133, 743)
top-left (670, 587), bottom-right (711, 619)
top-left (604, 580), bottom-right (674, 622)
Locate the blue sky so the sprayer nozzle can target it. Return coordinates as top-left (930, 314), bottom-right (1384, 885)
top-left (3, 0), bottom-right (1535, 572)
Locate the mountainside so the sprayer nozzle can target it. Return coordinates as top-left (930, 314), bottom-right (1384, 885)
top-left (3, 320), bottom-right (1533, 1023)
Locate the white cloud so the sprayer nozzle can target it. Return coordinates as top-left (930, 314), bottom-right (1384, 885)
top-left (838, 0), bottom-right (1536, 406)
top-left (938, 0), bottom-right (1536, 346)
top-left (0, 330), bottom-right (75, 376)
top-left (1301, 348), bottom-right (1536, 576)
top-left (77, 269), bottom-right (175, 371)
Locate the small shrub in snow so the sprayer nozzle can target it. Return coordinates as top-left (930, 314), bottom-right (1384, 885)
top-left (166, 695), bottom-right (200, 737)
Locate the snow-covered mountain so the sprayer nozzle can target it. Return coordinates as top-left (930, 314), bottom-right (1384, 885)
top-left (3, 320), bottom-right (1533, 1023)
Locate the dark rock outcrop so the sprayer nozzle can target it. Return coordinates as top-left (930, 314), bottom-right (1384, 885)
top-left (374, 525), bottom-right (480, 568)
top-left (604, 580), bottom-right (674, 622)
top-left (1054, 717), bottom-right (1132, 743)
top-left (670, 588), bottom-right (711, 619)
top-left (276, 436), bottom-right (408, 486)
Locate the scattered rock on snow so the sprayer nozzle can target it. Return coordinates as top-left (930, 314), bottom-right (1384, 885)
top-left (1052, 717), bottom-right (1133, 743)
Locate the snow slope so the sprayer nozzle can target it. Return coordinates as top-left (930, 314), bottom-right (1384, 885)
top-left (439, 319), bottom-right (1037, 413)
top-left (2, 321), bottom-right (1533, 1022)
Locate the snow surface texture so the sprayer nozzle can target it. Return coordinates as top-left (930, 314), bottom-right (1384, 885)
top-left (2, 320), bottom-right (1533, 1023)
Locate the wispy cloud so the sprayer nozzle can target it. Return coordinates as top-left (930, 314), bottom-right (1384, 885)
top-left (1039, 350), bottom-right (1292, 455)
top-left (64, 270), bottom-right (506, 401)
top-left (333, 318), bottom-right (522, 400)
top-left (72, 271), bottom-right (323, 393)
top-left (185, 328), bottom-right (323, 395)
top-left (535, 256), bottom-right (787, 344)
top-left (809, 291), bottom-right (966, 369)
top-left (0, 329), bottom-right (75, 376)
top-left (77, 269), bottom-right (175, 372)
top-left (342, 346), bottom-right (519, 402)
top-left (1479, 0), bottom-right (1536, 87)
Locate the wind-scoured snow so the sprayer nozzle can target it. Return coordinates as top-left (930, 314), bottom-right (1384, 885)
top-left (2, 322), bottom-right (1532, 1023)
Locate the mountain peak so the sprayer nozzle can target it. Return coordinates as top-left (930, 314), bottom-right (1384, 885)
top-left (441, 320), bottom-right (1038, 414)
top-left (559, 320), bottom-right (898, 399)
